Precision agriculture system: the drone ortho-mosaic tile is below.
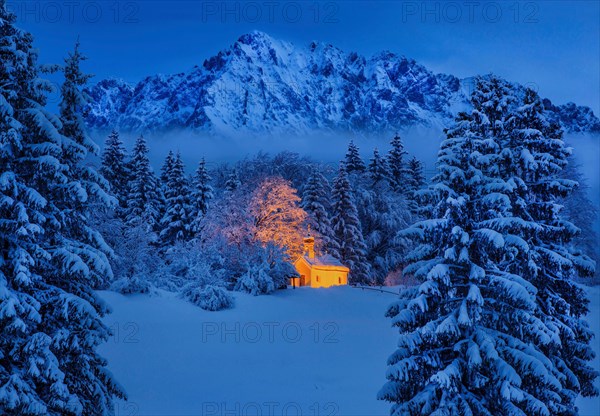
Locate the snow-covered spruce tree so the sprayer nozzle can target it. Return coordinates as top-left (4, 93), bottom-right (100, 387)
top-left (57, 41), bottom-right (116, 229)
top-left (380, 110), bottom-right (566, 414)
top-left (224, 168), bottom-right (241, 192)
top-left (331, 163), bottom-right (371, 284)
top-left (406, 156), bottom-right (426, 194)
top-left (125, 135), bottom-right (161, 231)
top-left (380, 78), bottom-right (598, 415)
top-left (301, 169), bottom-right (339, 258)
top-left (96, 130), bottom-right (131, 283)
top-left (100, 130), bottom-right (129, 210)
top-left (387, 133), bottom-right (409, 192)
top-left (160, 150), bottom-right (175, 185)
top-left (355, 173), bottom-right (411, 286)
top-left (191, 157), bottom-right (213, 236)
top-left (159, 152), bottom-right (193, 245)
top-left (98, 135), bottom-right (158, 292)
top-left (499, 86), bottom-right (599, 406)
top-left (157, 150), bottom-right (174, 222)
top-left (368, 148), bottom-right (391, 185)
top-left (345, 140), bottom-right (366, 173)
top-left (405, 156), bottom-right (426, 214)
top-left (51, 40), bottom-right (126, 413)
top-left (0, 9), bottom-right (124, 414)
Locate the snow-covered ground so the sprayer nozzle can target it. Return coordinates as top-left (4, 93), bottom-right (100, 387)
top-left (99, 285), bottom-right (600, 416)
top-left (99, 286), bottom-right (398, 415)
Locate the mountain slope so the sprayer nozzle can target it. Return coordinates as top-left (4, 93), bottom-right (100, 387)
top-left (85, 31), bottom-right (600, 136)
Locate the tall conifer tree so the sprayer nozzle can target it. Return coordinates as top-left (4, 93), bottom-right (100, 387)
top-left (191, 158), bottom-right (214, 236)
top-left (101, 130), bottom-right (129, 209)
top-left (0, 10), bottom-right (124, 413)
top-left (125, 135), bottom-right (161, 231)
top-left (345, 140), bottom-right (366, 173)
top-left (387, 133), bottom-right (409, 192)
top-left (380, 76), bottom-right (598, 416)
top-left (331, 163), bottom-right (371, 284)
top-left (160, 152), bottom-right (193, 244)
top-left (301, 169), bottom-right (339, 258)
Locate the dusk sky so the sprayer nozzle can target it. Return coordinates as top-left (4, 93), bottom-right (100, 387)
top-left (9, 0), bottom-right (600, 115)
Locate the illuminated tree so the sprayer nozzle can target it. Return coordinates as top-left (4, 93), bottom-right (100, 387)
top-left (249, 176), bottom-right (307, 259)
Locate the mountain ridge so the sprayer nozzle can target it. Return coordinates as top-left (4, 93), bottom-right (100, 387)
top-left (85, 31), bottom-right (600, 136)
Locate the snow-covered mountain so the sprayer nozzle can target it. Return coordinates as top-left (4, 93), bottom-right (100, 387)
top-left (85, 31), bottom-right (600, 136)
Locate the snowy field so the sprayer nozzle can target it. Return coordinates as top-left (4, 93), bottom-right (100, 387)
top-left (99, 285), bottom-right (600, 416)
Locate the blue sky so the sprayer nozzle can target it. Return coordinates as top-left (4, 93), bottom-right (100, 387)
top-left (9, 0), bottom-right (600, 114)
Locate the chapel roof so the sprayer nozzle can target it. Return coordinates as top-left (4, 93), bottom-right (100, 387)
top-left (302, 254), bottom-right (349, 271)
